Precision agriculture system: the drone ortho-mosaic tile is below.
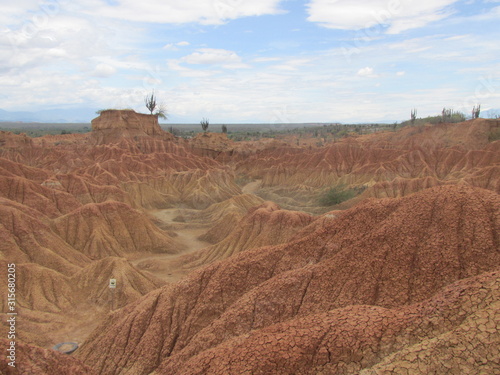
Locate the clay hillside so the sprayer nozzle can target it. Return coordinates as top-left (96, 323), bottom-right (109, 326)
top-left (0, 110), bottom-right (498, 374)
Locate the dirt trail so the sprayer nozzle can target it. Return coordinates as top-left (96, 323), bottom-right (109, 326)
top-left (49, 209), bottom-right (209, 351)
top-left (129, 208), bottom-right (211, 283)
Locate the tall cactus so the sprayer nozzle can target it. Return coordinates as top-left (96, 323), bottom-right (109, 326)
top-left (472, 104), bottom-right (481, 119)
top-left (411, 108), bottom-right (417, 125)
top-left (200, 118), bottom-right (209, 132)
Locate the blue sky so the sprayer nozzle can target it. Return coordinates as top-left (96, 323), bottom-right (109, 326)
top-left (1, 0), bottom-right (499, 123)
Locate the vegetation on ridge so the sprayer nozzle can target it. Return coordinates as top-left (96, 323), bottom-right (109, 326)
top-left (145, 90), bottom-right (167, 119)
top-left (200, 118), bottom-right (209, 132)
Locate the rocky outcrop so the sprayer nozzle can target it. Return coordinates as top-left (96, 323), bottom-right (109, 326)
top-left (0, 157), bottom-right (51, 182)
top-left (188, 132), bottom-right (235, 158)
top-left (0, 256), bottom-right (164, 347)
top-left (171, 168), bottom-right (242, 209)
top-left (1, 257), bottom-right (162, 314)
top-left (90, 110), bottom-right (172, 145)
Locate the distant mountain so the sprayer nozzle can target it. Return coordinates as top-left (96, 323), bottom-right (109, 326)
top-left (0, 108), bottom-right (99, 123)
top-left (483, 108), bottom-right (500, 119)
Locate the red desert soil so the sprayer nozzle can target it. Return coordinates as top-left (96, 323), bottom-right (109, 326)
top-left (176, 201), bottom-right (315, 269)
top-left (0, 339), bottom-right (92, 375)
top-left (0, 111), bottom-right (498, 374)
top-left (129, 208), bottom-right (212, 283)
top-left (76, 185), bottom-right (499, 375)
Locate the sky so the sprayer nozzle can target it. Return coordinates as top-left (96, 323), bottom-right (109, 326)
top-left (1, 0), bottom-right (499, 123)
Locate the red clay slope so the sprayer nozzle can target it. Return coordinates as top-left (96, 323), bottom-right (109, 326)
top-left (180, 193), bottom-right (265, 244)
top-left (53, 201), bottom-right (183, 259)
top-left (0, 198), bottom-right (90, 276)
top-left (161, 270), bottom-right (500, 374)
top-left (180, 201), bottom-right (314, 268)
top-left (0, 339), bottom-right (92, 375)
top-left (76, 184), bottom-right (500, 374)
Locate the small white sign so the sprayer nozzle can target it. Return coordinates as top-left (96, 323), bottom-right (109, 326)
top-left (109, 279), bottom-right (116, 288)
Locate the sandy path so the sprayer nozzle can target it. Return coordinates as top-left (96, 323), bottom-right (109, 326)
top-left (130, 208), bottom-right (211, 283)
top-left (49, 209), bottom-right (210, 351)
top-left (242, 179), bottom-right (262, 194)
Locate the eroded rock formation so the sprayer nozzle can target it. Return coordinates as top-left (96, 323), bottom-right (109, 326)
top-left (76, 185), bottom-right (500, 374)
top-left (90, 110), bottom-right (172, 145)
top-left (180, 201), bottom-right (314, 268)
top-left (0, 117), bottom-right (498, 374)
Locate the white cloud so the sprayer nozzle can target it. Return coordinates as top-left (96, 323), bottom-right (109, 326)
top-left (253, 57), bottom-right (282, 62)
top-left (270, 64), bottom-right (297, 71)
top-left (0, 13), bottom-right (122, 74)
top-left (269, 58), bottom-right (312, 71)
top-left (77, 0), bottom-right (285, 25)
top-left (357, 66), bottom-right (376, 77)
top-left (306, 0), bottom-right (459, 33)
top-left (1, 0), bottom-right (499, 124)
top-left (384, 34), bottom-right (500, 63)
top-left (182, 48), bottom-right (250, 69)
top-left (164, 41), bottom-right (190, 50)
top-left (0, 0), bottom-right (50, 26)
top-left (184, 48), bottom-right (240, 64)
top-left (167, 60), bottom-right (219, 77)
top-left (163, 43), bottom-right (177, 50)
top-left (388, 37), bottom-right (433, 53)
top-left (92, 63), bottom-right (117, 77)
top-left (0, 67), bottom-right (103, 109)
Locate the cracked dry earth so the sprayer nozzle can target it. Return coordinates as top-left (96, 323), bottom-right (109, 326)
top-left (160, 271), bottom-right (500, 374)
top-left (73, 185), bottom-right (500, 375)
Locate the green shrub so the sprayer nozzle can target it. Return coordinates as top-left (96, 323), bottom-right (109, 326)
top-left (319, 185), bottom-right (359, 206)
top-left (488, 127), bottom-right (500, 142)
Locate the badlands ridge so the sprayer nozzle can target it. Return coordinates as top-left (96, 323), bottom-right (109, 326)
top-left (0, 110), bottom-right (499, 374)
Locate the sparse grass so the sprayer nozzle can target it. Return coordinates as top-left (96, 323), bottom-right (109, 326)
top-left (0, 124), bottom-right (90, 137)
top-left (488, 126), bottom-right (500, 142)
top-left (319, 185), bottom-right (363, 206)
top-left (234, 174), bottom-right (253, 186)
top-left (96, 108), bottom-right (134, 114)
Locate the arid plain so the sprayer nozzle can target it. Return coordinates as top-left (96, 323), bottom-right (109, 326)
top-left (1, 110), bottom-right (499, 374)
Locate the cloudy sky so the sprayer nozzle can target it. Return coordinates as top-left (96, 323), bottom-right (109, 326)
top-left (1, 0), bottom-right (499, 123)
